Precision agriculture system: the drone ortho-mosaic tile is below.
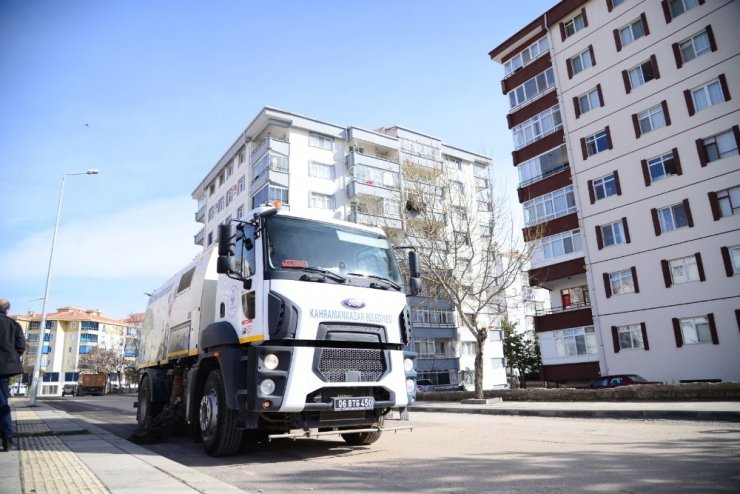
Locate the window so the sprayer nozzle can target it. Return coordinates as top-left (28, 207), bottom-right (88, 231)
top-left (678, 316), bottom-right (713, 345)
top-left (518, 145), bottom-right (568, 186)
top-left (309, 161), bottom-right (334, 180)
top-left (722, 245), bottom-right (740, 276)
top-left (238, 176), bottom-right (246, 193)
top-left (561, 285), bottom-right (590, 309)
top-left (653, 201), bottom-right (692, 234)
top-left (236, 205), bottom-right (244, 220)
top-left (575, 86), bottom-right (603, 117)
top-left (523, 185), bottom-right (576, 226)
top-left (582, 128), bottom-right (611, 159)
top-left (600, 220), bottom-right (626, 247)
top-left (624, 57), bottom-right (658, 93)
top-left (562, 10), bottom-right (587, 39)
top-left (607, 0), bottom-right (625, 11)
top-left (209, 184), bottom-right (215, 197)
top-left (252, 185), bottom-right (288, 207)
top-left (310, 192), bottom-right (335, 210)
top-left (542, 229), bottom-right (582, 260)
top-left (608, 269), bottom-right (636, 295)
top-left (715, 186), bottom-right (740, 218)
top-left (698, 128), bottom-right (739, 165)
top-left (512, 105), bottom-right (562, 150)
top-left (636, 103), bottom-right (668, 136)
top-left (504, 37), bottom-right (549, 76)
top-left (643, 149), bottom-right (680, 185)
top-left (592, 172), bottom-right (619, 201)
top-left (666, 254), bottom-right (703, 285)
top-left (617, 325), bottom-right (644, 350)
top-left (689, 78), bottom-right (727, 114)
top-left (226, 164), bottom-right (233, 178)
top-left (568, 47), bottom-right (594, 77)
top-left (509, 68), bottom-right (555, 108)
top-left (445, 156), bottom-right (463, 170)
top-left (309, 132), bottom-right (333, 150)
top-left (219, 173), bottom-right (225, 186)
top-left (238, 149), bottom-right (246, 165)
top-left (554, 327), bottom-right (597, 357)
top-left (450, 180), bottom-right (465, 197)
top-left (616, 15), bottom-right (648, 50)
top-left (460, 341), bottom-right (477, 357)
top-left (667, 0), bottom-right (701, 20)
top-left (675, 29), bottom-right (713, 67)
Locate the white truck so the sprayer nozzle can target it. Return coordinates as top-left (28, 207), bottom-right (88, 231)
top-left (135, 203), bottom-right (420, 456)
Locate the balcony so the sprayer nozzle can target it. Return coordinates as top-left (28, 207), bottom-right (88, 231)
top-left (194, 227), bottom-right (205, 246)
top-left (528, 257), bottom-right (586, 287)
top-left (534, 304), bottom-right (593, 332)
top-left (348, 211), bottom-right (402, 229)
top-left (346, 179), bottom-right (400, 201)
top-left (195, 204), bottom-right (205, 223)
top-left (346, 150), bottom-right (399, 172)
top-left (347, 127), bottom-right (398, 153)
top-left (250, 137), bottom-right (289, 165)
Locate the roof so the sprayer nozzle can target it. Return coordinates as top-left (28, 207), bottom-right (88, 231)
top-left (14, 306), bottom-right (127, 326)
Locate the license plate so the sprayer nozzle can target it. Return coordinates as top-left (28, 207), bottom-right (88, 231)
top-left (332, 397), bottom-right (374, 411)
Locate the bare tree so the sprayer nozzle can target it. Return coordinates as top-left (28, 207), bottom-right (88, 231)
top-left (386, 159), bottom-right (541, 399)
top-left (78, 347), bottom-right (119, 375)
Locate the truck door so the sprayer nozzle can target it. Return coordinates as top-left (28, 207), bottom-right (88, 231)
top-left (232, 223), bottom-right (265, 343)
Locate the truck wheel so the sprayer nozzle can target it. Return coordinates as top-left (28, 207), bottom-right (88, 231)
top-left (136, 374), bottom-right (163, 429)
top-left (200, 369), bottom-right (243, 457)
top-left (341, 416), bottom-right (384, 446)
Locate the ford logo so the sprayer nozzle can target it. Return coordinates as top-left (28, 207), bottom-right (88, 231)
top-left (342, 298), bottom-right (365, 309)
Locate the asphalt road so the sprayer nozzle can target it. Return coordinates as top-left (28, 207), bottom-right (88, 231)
top-left (45, 395), bottom-right (740, 493)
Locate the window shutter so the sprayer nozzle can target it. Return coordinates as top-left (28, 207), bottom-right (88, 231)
top-left (661, 0), bottom-right (672, 23)
top-left (708, 191), bottom-right (721, 221)
top-left (734, 125), bottom-right (740, 150)
top-left (613, 170), bottom-right (622, 196)
top-left (573, 96), bottom-right (581, 119)
top-left (707, 313), bottom-right (719, 344)
top-left (597, 84), bottom-right (604, 107)
top-left (661, 100), bottom-right (671, 126)
top-left (661, 259), bottom-right (672, 288)
top-left (613, 29), bottom-right (622, 52)
top-left (651, 208), bottom-right (662, 236)
top-left (611, 326), bottom-right (620, 353)
top-left (581, 138), bottom-right (589, 161)
top-left (651, 54), bottom-right (660, 79)
top-left (672, 43), bottom-right (683, 69)
top-left (683, 198), bottom-right (694, 227)
top-left (581, 8), bottom-right (588, 27)
top-left (632, 113), bottom-right (641, 139)
top-left (589, 45), bottom-right (596, 66)
top-left (641, 323), bottom-right (650, 351)
top-left (595, 225), bottom-right (604, 250)
top-left (641, 13), bottom-right (650, 36)
top-left (607, 0), bottom-right (614, 12)
top-left (695, 252), bottom-right (706, 282)
top-left (641, 159), bottom-right (651, 186)
top-left (622, 217), bottom-right (631, 243)
top-left (696, 138), bottom-right (708, 167)
top-left (684, 90), bottom-right (695, 117)
top-left (718, 74), bottom-right (731, 102)
top-left (673, 148), bottom-right (683, 175)
top-left (622, 70), bottom-right (631, 94)
top-left (736, 309), bottom-right (740, 332)
top-left (706, 25), bottom-right (717, 52)
top-left (721, 246), bottom-right (734, 277)
top-left (606, 125), bottom-right (613, 149)
top-left (587, 179), bottom-right (595, 204)
top-left (603, 272), bottom-right (612, 298)
top-left (672, 318), bottom-right (683, 347)
top-left (631, 266), bottom-right (640, 293)
top-left (566, 58), bottom-right (573, 79)
top-left (559, 22), bottom-right (566, 42)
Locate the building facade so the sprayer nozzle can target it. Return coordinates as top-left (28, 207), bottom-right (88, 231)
top-left (14, 307), bottom-right (137, 395)
top-left (490, 0), bottom-right (740, 383)
top-left (191, 107), bottom-right (512, 389)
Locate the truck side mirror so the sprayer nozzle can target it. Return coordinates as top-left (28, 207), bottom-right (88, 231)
top-left (408, 250), bottom-right (422, 295)
top-left (218, 224), bottom-right (233, 256)
top-left (216, 255), bottom-right (232, 275)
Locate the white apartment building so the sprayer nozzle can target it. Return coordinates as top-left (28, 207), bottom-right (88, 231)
top-left (191, 107), bottom-right (510, 389)
top-left (491, 0), bottom-right (740, 384)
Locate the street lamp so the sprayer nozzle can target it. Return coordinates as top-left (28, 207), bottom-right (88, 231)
top-left (29, 169), bottom-right (99, 406)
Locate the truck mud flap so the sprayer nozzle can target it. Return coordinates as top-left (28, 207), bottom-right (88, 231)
top-left (267, 424), bottom-right (412, 441)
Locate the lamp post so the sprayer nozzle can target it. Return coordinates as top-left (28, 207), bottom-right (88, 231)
top-left (29, 169), bottom-right (99, 406)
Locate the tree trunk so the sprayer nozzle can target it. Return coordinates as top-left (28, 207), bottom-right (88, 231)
top-left (474, 334), bottom-right (488, 399)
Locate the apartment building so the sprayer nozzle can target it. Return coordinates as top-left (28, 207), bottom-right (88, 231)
top-left (191, 107), bottom-right (511, 389)
top-left (14, 306), bottom-right (135, 395)
top-left (490, 0), bottom-right (740, 384)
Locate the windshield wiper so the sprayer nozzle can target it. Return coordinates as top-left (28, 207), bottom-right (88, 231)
top-left (347, 273), bottom-right (402, 291)
top-left (283, 266), bottom-right (347, 284)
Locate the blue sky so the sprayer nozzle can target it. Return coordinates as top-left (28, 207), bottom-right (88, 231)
top-left (0, 0), bottom-right (554, 319)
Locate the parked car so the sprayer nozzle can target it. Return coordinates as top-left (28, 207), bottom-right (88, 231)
top-left (62, 384), bottom-right (78, 396)
top-left (10, 382), bottom-right (27, 396)
top-left (588, 374), bottom-right (662, 389)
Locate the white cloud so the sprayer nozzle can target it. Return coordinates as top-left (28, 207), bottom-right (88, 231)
top-left (1, 196), bottom-right (202, 281)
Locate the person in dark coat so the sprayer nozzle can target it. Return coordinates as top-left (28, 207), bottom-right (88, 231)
top-left (0, 298), bottom-right (26, 451)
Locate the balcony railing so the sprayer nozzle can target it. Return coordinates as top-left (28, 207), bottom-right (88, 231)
top-left (194, 227), bottom-right (205, 246)
top-left (250, 136), bottom-right (289, 165)
top-left (536, 301), bottom-right (590, 316)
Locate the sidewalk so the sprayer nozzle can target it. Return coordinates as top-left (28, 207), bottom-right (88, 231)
top-left (410, 399), bottom-right (740, 422)
top-left (1, 397), bottom-right (247, 494)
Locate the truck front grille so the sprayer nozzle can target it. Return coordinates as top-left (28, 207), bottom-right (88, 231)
top-left (316, 348), bottom-right (387, 382)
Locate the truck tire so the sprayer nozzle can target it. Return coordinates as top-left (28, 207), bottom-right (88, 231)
top-left (200, 369), bottom-right (243, 457)
top-left (136, 374), bottom-right (163, 429)
top-left (341, 416), bottom-right (384, 446)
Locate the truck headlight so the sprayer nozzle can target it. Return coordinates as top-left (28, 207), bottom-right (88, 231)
top-left (260, 379), bottom-right (276, 395)
top-left (406, 379), bottom-right (415, 394)
top-left (264, 353), bottom-right (279, 370)
top-left (404, 358), bottom-right (414, 373)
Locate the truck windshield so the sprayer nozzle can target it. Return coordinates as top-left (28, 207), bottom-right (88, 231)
top-left (264, 215), bottom-right (403, 286)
